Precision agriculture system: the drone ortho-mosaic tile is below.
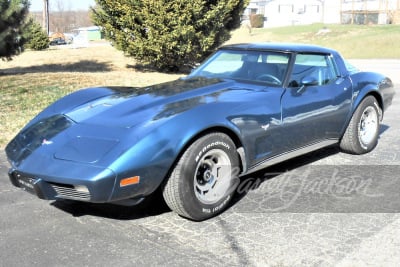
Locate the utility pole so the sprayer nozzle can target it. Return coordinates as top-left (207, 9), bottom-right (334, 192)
top-left (42, 0), bottom-right (49, 35)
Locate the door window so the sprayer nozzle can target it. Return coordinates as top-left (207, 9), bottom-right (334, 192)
top-left (288, 54), bottom-right (339, 87)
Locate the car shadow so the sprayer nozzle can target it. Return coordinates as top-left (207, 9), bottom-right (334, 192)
top-left (51, 188), bottom-right (170, 220)
top-left (379, 124), bottom-right (389, 135)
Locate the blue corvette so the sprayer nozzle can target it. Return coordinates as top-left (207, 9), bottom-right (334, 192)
top-left (6, 43), bottom-right (395, 220)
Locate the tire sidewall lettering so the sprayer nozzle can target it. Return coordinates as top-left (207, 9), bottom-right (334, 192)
top-left (195, 140), bottom-right (231, 163)
top-left (202, 194), bottom-right (231, 214)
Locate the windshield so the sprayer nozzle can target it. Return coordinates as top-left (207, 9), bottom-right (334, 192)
top-left (188, 49), bottom-right (290, 86)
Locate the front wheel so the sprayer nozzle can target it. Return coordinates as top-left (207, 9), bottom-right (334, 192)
top-left (162, 133), bottom-right (240, 221)
top-left (340, 96), bottom-right (381, 154)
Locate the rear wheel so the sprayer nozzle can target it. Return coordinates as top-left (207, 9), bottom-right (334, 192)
top-left (340, 96), bottom-right (381, 154)
top-left (162, 133), bottom-right (240, 221)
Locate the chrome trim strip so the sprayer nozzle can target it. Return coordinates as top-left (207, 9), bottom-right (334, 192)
top-left (244, 139), bottom-right (338, 175)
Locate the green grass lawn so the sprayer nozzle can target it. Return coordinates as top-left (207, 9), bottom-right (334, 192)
top-left (1, 23), bottom-right (399, 148)
top-left (0, 75), bottom-right (79, 146)
top-left (228, 23), bottom-right (400, 58)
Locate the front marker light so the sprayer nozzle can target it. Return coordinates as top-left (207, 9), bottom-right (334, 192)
top-left (120, 176), bottom-right (140, 187)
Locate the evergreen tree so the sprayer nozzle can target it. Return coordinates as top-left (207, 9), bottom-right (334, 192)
top-left (92, 0), bottom-right (248, 72)
top-left (0, 0), bottom-right (30, 60)
top-left (23, 17), bottom-right (49, 50)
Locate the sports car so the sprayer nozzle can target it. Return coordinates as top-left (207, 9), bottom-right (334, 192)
top-left (5, 43), bottom-right (395, 221)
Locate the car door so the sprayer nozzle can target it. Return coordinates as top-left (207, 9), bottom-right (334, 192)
top-left (279, 53), bottom-right (353, 151)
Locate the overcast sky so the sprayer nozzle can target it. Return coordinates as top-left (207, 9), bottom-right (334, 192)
top-left (29, 0), bottom-right (96, 12)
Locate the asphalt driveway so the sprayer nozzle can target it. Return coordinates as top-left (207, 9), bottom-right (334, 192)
top-left (0, 60), bottom-right (399, 266)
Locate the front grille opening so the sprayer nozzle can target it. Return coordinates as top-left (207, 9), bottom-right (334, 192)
top-left (50, 182), bottom-right (91, 201)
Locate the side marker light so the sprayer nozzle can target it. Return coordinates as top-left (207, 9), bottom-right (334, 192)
top-left (120, 176), bottom-right (140, 187)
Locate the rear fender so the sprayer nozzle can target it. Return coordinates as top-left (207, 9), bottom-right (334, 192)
top-left (349, 72), bottom-right (387, 117)
top-left (352, 87), bottom-right (383, 117)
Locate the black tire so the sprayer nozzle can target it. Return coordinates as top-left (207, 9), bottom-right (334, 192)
top-left (162, 132), bottom-right (240, 221)
top-left (340, 96), bottom-right (381, 154)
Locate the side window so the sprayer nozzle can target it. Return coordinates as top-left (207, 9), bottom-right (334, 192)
top-left (288, 54), bottom-right (339, 87)
top-left (231, 52), bottom-right (290, 85)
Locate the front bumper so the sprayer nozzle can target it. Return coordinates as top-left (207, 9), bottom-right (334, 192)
top-left (5, 114), bottom-right (166, 205)
top-left (8, 166), bottom-right (117, 203)
top-left (9, 170), bottom-right (90, 201)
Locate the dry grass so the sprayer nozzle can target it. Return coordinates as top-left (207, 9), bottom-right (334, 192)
top-left (0, 44), bottom-right (181, 147)
top-left (0, 45), bottom-right (181, 86)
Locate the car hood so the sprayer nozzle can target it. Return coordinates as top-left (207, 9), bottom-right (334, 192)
top-left (65, 77), bottom-right (237, 128)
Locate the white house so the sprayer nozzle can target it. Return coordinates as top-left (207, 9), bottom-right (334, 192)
top-left (245, 0), bottom-right (398, 27)
top-left (245, 0), bottom-right (340, 27)
top-left (71, 26), bottom-right (102, 48)
top-left (340, 0), bottom-right (400, 24)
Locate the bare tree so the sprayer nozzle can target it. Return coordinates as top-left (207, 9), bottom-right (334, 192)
top-left (42, 0), bottom-right (49, 34)
top-left (31, 0), bottom-right (93, 34)
top-left (51, 0), bottom-right (86, 33)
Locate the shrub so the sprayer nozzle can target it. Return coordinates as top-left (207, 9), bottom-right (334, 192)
top-left (24, 18), bottom-right (50, 50)
top-left (0, 0), bottom-right (30, 60)
top-left (250, 14), bottom-right (265, 28)
top-left (92, 0), bottom-right (249, 72)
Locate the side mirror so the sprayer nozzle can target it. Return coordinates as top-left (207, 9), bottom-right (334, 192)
top-left (296, 76), bottom-right (318, 94)
top-left (300, 76), bottom-right (318, 86)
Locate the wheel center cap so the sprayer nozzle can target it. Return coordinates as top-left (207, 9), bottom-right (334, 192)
top-left (204, 170), bottom-right (212, 182)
